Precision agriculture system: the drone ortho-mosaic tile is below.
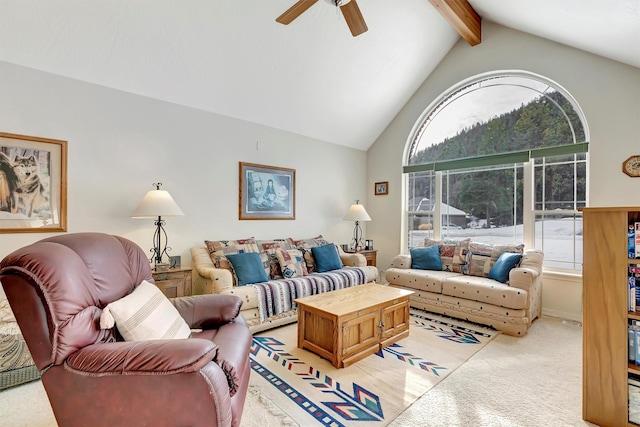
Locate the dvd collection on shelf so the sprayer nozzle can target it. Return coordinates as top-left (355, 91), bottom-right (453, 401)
top-left (630, 222), bottom-right (640, 259)
top-left (628, 222), bottom-right (640, 313)
top-left (631, 375), bottom-right (640, 425)
top-left (628, 222), bottom-right (640, 424)
top-left (629, 263), bottom-right (640, 313)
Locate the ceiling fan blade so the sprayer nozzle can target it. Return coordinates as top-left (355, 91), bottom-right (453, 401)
top-left (340, 0), bottom-right (368, 37)
top-left (276, 0), bottom-right (319, 25)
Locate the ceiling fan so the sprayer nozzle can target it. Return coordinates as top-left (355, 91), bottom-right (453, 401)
top-left (276, 0), bottom-right (368, 37)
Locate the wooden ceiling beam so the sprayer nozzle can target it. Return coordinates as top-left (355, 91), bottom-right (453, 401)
top-left (429, 0), bottom-right (481, 46)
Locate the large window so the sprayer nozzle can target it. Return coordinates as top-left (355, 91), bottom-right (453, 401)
top-left (405, 72), bottom-right (588, 271)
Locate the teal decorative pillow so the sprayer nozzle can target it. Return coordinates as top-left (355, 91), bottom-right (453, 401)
top-left (294, 235), bottom-right (329, 273)
top-left (488, 252), bottom-right (523, 283)
top-left (410, 245), bottom-right (442, 271)
top-left (226, 252), bottom-right (269, 286)
top-left (311, 244), bottom-right (342, 273)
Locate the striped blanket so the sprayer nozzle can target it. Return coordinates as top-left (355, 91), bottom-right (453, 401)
top-left (251, 267), bottom-right (368, 321)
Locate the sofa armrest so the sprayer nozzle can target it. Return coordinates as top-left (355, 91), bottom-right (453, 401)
top-left (509, 267), bottom-right (540, 291)
top-left (509, 249), bottom-right (543, 291)
top-left (520, 249), bottom-right (544, 271)
top-left (171, 294), bottom-right (243, 329)
top-left (191, 247), bottom-right (234, 294)
top-left (340, 252), bottom-right (366, 267)
top-left (211, 316), bottom-right (252, 397)
top-left (389, 254), bottom-right (412, 269)
top-left (66, 339), bottom-right (217, 375)
top-left (66, 339), bottom-right (235, 420)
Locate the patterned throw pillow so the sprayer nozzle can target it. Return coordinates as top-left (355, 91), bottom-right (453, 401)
top-left (275, 248), bottom-right (308, 278)
top-left (204, 238), bottom-right (259, 274)
top-left (466, 242), bottom-right (525, 278)
top-left (423, 238), bottom-right (470, 273)
top-left (99, 280), bottom-right (191, 341)
top-left (294, 235), bottom-right (330, 274)
top-left (256, 239), bottom-right (296, 280)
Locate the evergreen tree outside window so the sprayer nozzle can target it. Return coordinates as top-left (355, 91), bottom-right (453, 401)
top-left (405, 72), bottom-right (588, 271)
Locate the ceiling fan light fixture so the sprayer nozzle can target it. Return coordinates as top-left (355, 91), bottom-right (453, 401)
top-left (277, 0), bottom-right (367, 37)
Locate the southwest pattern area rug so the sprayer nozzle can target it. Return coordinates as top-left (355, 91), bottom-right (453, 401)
top-left (248, 309), bottom-right (499, 427)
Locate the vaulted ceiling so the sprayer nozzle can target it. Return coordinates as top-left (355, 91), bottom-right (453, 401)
top-left (0, 0), bottom-right (638, 151)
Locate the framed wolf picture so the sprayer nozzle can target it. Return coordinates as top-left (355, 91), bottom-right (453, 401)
top-left (239, 162), bottom-right (295, 220)
top-left (0, 132), bottom-right (67, 233)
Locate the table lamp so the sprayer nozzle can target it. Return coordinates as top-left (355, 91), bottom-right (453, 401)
top-left (131, 182), bottom-right (184, 268)
top-left (343, 200), bottom-right (371, 251)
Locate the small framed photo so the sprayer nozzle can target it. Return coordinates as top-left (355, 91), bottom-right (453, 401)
top-left (374, 181), bottom-right (388, 196)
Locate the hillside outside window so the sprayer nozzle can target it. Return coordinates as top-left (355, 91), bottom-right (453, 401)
top-left (404, 72), bottom-right (588, 272)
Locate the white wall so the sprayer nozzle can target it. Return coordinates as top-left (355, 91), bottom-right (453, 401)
top-left (0, 61), bottom-right (368, 275)
top-left (367, 22), bottom-right (640, 320)
top-left (3, 22), bottom-right (639, 320)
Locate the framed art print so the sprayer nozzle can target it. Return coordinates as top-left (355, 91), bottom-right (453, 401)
top-left (0, 132), bottom-right (67, 233)
top-left (239, 162), bottom-right (296, 220)
top-left (374, 181), bottom-right (388, 196)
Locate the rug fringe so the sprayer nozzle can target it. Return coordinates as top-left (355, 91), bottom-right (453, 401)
top-left (249, 384), bottom-right (299, 427)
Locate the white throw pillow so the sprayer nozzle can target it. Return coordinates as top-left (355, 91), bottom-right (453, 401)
top-left (99, 280), bottom-right (191, 341)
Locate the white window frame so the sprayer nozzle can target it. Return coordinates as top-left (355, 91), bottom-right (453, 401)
top-left (403, 70), bottom-right (589, 272)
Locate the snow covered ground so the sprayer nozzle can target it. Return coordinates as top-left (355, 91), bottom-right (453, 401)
top-left (409, 217), bottom-right (583, 269)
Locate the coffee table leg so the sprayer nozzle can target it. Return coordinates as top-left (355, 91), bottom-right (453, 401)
top-left (297, 305), bottom-right (305, 348)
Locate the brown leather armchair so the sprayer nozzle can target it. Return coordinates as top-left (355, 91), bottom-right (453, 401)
top-left (0, 233), bottom-right (252, 427)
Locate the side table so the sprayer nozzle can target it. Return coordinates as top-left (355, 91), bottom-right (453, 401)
top-left (151, 267), bottom-right (192, 298)
top-left (346, 249), bottom-right (377, 267)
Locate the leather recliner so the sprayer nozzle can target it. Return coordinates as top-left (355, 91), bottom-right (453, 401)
top-left (0, 232), bottom-right (252, 427)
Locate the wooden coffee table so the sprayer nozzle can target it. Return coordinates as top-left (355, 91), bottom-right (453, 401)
top-left (294, 283), bottom-right (414, 368)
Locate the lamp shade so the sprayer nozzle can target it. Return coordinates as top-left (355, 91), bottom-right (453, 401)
top-left (343, 201), bottom-right (371, 222)
top-left (131, 189), bottom-right (184, 218)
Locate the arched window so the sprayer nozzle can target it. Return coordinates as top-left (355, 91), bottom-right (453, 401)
top-left (405, 71), bottom-right (588, 271)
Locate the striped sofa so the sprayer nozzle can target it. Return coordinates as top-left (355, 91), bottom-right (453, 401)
top-left (191, 236), bottom-right (378, 333)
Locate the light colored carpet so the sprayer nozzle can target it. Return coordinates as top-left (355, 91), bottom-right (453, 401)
top-left (249, 310), bottom-right (497, 426)
top-left (389, 316), bottom-right (596, 427)
top-left (0, 316), bottom-right (595, 427)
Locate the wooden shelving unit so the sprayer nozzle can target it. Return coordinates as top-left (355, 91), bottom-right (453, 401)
top-left (582, 207), bottom-right (640, 427)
